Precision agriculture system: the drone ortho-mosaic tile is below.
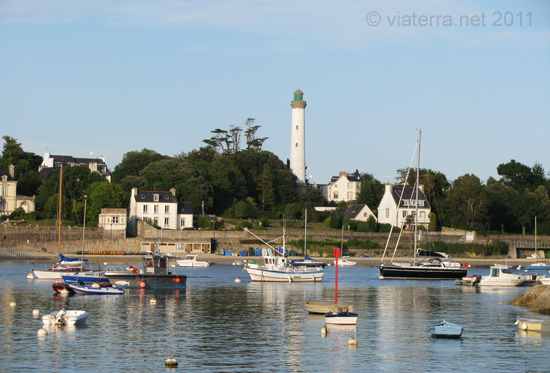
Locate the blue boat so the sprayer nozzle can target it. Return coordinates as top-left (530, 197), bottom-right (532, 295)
top-left (524, 261), bottom-right (550, 270)
top-left (430, 320), bottom-right (464, 339)
top-left (68, 282), bottom-right (125, 295)
top-left (61, 272), bottom-right (109, 285)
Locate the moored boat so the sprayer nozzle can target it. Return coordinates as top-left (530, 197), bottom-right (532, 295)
top-left (516, 316), bottom-right (550, 332)
top-left (105, 241), bottom-right (186, 289)
top-left (324, 247), bottom-right (358, 326)
top-left (176, 254), bottom-right (210, 267)
top-left (429, 320), bottom-right (464, 338)
top-left (69, 282), bottom-right (125, 295)
top-left (478, 265), bottom-right (526, 286)
top-left (335, 258), bottom-right (356, 266)
top-left (42, 309), bottom-right (89, 326)
top-left (305, 301), bottom-right (354, 314)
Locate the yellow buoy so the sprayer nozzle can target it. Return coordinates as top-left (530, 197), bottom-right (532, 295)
top-left (27, 273), bottom-right (34, 279)
top-left (32, 309), bottom-right (40, 316)
top-left (165, 356), bottom-right (178, 367)
top-left (150, 297), bottom-right (157, 305)
top-left (321, 325), bottom-right (329, 336)
top-left (9, 299), bottom-right (16, 307)
top-left (37, 328), bottom-right (48, 336)
top-left (235, 278), bottom-right (241, 283)
top-left (348, 337), bottom-right (358, 347)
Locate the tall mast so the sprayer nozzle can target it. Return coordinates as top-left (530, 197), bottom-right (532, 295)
top-left (414, 130), bottom-right (421, 265)
top-left (57, 167), bottom-right (63, 255)
top-left (304, 208), bottom-right (307, 258)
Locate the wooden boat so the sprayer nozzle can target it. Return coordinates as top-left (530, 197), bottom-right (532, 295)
top-left (516, 316), bottom-right (550, 332)
top-left (324, 246), bottom-right (358, 325)
top-left (430, 320), bottom-right (464, 339)
top-left (42, 309), bottom-right (89, 326)
top-left (305, 301), bottom-right (354, 314)
top-left (105, 241), bottom-right (186, 289)
top-left (176, 254), bottom-right (210, 267)
top-left (69, 282), bottom-right (125, 295)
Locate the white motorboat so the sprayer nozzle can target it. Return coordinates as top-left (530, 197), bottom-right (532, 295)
top-left (243, 229), bottom-right (324, 283)
top-left (539, 278), bottom-right (550, 286)
top-left (176, 254), bottom-right (210, 267)
top-left (478, 265), bottom-right (526, 286)
top-left (42, 309), bottom-right (89, 326)
top-left (335, 258), bottom-right (356, 266)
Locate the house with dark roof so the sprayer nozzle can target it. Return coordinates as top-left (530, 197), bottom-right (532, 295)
top-left (377, 184), bottom-right (431, 229)
top-left (0, 165), bottom-right (35, 216)
top-left (127, 187), bottom-right (193, 236)
top-left (327, 169), bottom-right (362, 202)
top-left (339, 204), bottom-right (377, 222)
top-left (39, 152), bottom-right (111, 181)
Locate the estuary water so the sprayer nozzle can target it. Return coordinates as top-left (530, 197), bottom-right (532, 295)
top-left (1, 262), bottom-right (549, 373)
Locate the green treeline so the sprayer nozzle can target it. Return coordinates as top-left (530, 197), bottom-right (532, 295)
top-left (1, 129), bottom-right (549, 236)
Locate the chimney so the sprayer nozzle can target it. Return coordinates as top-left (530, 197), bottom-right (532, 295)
top-left (170, 187), bottom-right (176, 196)
top-left (8, 165), bottom-right (14, 178)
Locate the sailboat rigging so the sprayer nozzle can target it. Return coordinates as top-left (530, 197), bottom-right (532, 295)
top-left (377, 130), bottom-right (467, 280)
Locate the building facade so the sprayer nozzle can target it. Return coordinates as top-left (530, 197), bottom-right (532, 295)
top-left (127, 187), bottom-right (193, 236)
top-left (377, 184), bottom-right (431, 229)
top-left (327, 170), bottom-right (362, 203)
top-left (39, 152), bottom-right (111, 181)
top-left (0, 166), bottom-right (35, 216)
top-left (339, 204), bottom-right (378, 222)
top-left (98, 208), bottom-right (127, 237)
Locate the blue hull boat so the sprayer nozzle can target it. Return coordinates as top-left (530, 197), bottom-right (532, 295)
top-left (61, 273), bottom-right (109, 285)
top-left (430, 320), bottom-right (464, 339)
top-left (69, 283), bottom-right (125, 295)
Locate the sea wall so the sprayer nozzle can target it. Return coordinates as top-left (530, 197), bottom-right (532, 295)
top-left (509, 284), bottom-right (550, 315)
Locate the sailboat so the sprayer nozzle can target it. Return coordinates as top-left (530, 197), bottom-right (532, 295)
top-left (324, 246), bottom-right (358, 325)
top-left (378, 130), bottom-right (467, 280)
top-left (32, 168), bottom-right (99, 280)
top-left (290, 209), bottom-right (326, 268)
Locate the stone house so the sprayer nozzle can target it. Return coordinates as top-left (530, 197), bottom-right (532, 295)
top-left (327, 169), bottom-right (362, 202)
top-left (0, 165), bottom-right (35, 216)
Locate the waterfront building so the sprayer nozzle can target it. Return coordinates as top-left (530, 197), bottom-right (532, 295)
top-left (327, 169), bottom-right (362, 203)
top-left (377, 184), bottom-right (431, 229)
top-left (0, 165), bottom-right (35, 216)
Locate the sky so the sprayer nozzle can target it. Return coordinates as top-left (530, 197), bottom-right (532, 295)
top-left (1, 0), bottom-right (549, 186)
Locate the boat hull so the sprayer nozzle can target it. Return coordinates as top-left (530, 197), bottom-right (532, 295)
top-left (69, 284), bottom-right (125, 295)
top-left (379, 264), bottom-right (466, 280)
top-left (176, 261), bottom-right (210, 268)
top-left (61, 273), bottom-right (108, 284)
top-left (246, 267), bottom-right (324, 282)
top-left (42, 310), bottom-right (89, 326)
top-left (325, 312), bottom-right (358, 325)
top-left (105, 273), bottom-right (187, 289)
top-left (430, 321), bottom-right (464, 338)
top-left (517, 318), bottom-right (550, 332)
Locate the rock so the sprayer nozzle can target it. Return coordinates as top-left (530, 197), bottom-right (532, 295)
top-left (509, 284), bottom-right (550, 315)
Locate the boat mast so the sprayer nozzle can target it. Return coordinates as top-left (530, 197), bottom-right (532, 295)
top-left (414, 130), bottom-right (421, 265)
top-left (57, 167), bottom-right (63, 255)
top-left (304, 208), bottom-right (307, 259)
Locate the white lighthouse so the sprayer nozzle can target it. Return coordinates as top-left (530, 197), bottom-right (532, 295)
top-left (290, 89), bottom-right (307, 193)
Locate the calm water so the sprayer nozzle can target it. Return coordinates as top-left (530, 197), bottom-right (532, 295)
top-left (1, 262), bottom-right (549, 372)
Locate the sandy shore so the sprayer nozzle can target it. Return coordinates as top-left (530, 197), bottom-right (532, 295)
top-left (1, 247), bottom-right (538, 267)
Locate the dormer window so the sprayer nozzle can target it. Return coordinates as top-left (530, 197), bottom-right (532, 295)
top-left (153, 194), bottom-right (159, 202)
top-left (141, 194), bottom-right (145, 199)
top-left (165, 195), bottom-right (169, 200)
top-left (1, 175), bottom-right (6, 182)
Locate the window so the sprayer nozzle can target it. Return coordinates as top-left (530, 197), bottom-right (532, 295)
top-left (153, 194), bottom-right (159, 202)
top-left (296, 125), bottom-right (299, 130)
top-left (334, 192), bottom-right (339, 199)
top-left (153, 218), bottom-right (158, 225)
top-left (385, 208), bottom-right (390, 218)
top-left (112, 216), bottom-right (119, 224)
top-left (347, 192), bottom-right (353, 199)
top-left (418, 201), bottom-right (424, 207)
top-left (420, 211), bottom-right (425, 219)
top-left (403, 211), bottom-right (407, 218)
top-left (2, 187), bottom-right (6, 196)
top-left (347, 183), bottom-right (352, 189)
top-left (295, 143), bottom-right (298, 147)
top-left (165, 206), bottom-right (170, 214)
top-left (164, 217), bottom-right (170, 227)
top-left (403, 200), bottom-right (409, 206)
top-left (154, 205), bottom-right (159, 214)
top-left (180, 218), bottom-right (186, 227)
top-left (143, 205), bottom-right (148, 214)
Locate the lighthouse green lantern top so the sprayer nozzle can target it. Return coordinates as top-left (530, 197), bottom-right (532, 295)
top-left (293, 89), bottom-right (303, 101)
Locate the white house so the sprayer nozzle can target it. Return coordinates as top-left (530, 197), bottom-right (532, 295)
top-left (98, 208), bottom-right (127, 237)
top-left (127, 187), bottom-right (193, 236)
top-left (0, 165), bottom-right (35, 216)
top-left (39, 152), bottom-right (111, 181)
top-left (327, 169), bottom-right (362, 203)
top-left (339, 204), bottom-right (377, 222)
top-left (377, 184), bottom-right (431, 229)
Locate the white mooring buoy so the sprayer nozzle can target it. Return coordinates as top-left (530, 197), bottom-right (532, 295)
top-left (32, 309), bottom-right (40, 316)
top-left (165, 356), bottom-right (178, 368)
top-left (9, 299), bottom-right (16, 307)
top-left (235, 277), bottom-right (241, 283)
top-left (150, 297), bottom-right (157, 305)
top-left (321, 325), bottom-right (329, 336)
top-left (27, 273), bottom-right (34, 279)
top-left (37, 328), bottom-right (48, 337)
top-left (348, 337), bottom-right (358, 347)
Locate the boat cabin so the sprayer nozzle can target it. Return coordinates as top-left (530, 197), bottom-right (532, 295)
top-left (142, 252), bottom-right (171, 275)
top-left (490, 266), bottom-right (512, 277)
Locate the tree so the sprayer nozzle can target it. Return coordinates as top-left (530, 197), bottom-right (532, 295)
top-left (366, 215), bottom-right (377, 232)
top-left (119, 175), bottom-right (152, 194)
top-left (16, 170), bottom-right (42, 197)
top-left (298, 187), bottom-right (325, 207)
top-left (257, 163), bottom-right (276, 210)
top-left (0, 136), bottom-right (43, 181)
top-left (497, 159), bottom-right (545, 192)
top-left (86, 182), bottom-right (128, 226)
top-left (356, 173), bottom-right (384, 210)
top-left (111, 149), bottom-right (169, 183)
top-left (208, 157), bottom-right (246, 213)
top-left (244, 118), bottom-right (268, 151)
top-left (444, 174), bottom-right (488, 230)
top-left (139, 159), bottom-right (214, 213)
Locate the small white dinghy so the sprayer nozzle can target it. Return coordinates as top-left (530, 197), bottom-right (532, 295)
top-left (42, 309), bottom-right (89, 326)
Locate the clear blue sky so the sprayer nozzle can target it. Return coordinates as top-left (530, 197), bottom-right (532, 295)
top-left (1, 0), bottom-right (549, 185)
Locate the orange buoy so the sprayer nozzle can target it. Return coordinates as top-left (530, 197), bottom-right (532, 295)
top-left (139, 281), bottom-right (147, 287)
top-left (175, 278), bottom-right (180, 283)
